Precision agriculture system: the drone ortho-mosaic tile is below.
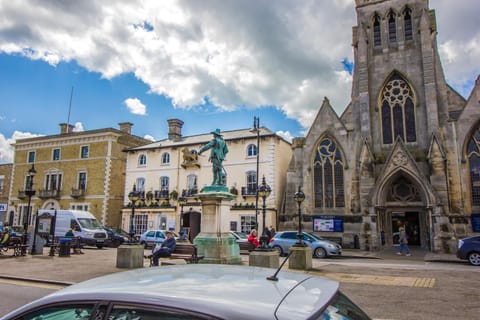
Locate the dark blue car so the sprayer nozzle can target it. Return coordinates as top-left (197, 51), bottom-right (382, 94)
top-left (457, 236), bottom-right (480, 266)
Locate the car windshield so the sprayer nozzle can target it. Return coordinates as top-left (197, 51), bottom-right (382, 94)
top-left (319, 291), bottom-right (371, 320)
top-left (78, 218), bottom-right (102, 229)
top-left (307, 233), bottom-right (324, 241)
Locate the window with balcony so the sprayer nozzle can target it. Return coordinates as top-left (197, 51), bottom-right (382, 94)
top-left (80, 146), bottom-right (89, 159)
top-left (242, 171), bottom-right (257, 196)
top-left (156, 176), bottom-right (169, 199)
top-left (53, 148), bottom-right (60, 161)
top-left (182, 174), bottom-right (198, 197)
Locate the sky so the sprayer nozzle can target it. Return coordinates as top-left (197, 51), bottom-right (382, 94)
top-left (0, 0), bottom-right (479, 164)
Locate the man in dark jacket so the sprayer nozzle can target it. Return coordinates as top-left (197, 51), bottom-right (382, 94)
top-left (152, 231), bottom-right (176, 266)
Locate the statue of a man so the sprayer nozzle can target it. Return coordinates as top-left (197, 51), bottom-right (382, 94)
top-left (198, 129), bottom-right (229, 186)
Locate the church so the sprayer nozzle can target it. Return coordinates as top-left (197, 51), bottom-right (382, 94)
top-left (283, 0), bottom-right (480, 253)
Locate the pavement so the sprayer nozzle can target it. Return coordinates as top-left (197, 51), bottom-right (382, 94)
top-left (0, 246), bottom-right (459, 286)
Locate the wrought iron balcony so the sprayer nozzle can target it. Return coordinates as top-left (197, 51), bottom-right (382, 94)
top-left (38, 189), bottom-right (61, 199)
top-left (182, 188), bottom-right (198, 198)
top-left (17, 190), bottom-right (27, 199)
top-left (241, 186), bottom-right (257, 197)
top-left (71, 188), bottom-right (86, 199)
top-left (154, 189), bottom-right (170, 200)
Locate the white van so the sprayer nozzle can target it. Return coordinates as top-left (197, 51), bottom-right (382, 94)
top-left (38, 210), bottom-right (108, 248)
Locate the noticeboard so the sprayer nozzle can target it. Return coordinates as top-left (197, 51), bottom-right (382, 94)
top-left (313, 215), bottom-right (344, 232)
top-left (471, 214), bottom-right (480, 232)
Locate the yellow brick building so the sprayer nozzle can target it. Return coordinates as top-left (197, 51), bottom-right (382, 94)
top-left (8, 123), bottom-right (150, 230)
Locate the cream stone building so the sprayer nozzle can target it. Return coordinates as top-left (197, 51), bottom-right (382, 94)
top-left (121, 119), bottom-right (291, 241)
top-left (0, 163), bottom-right (13, 224)
top-left (284, 0), bottom-right (480, 252)
top-left (8, 123), bottom-right (150, 229)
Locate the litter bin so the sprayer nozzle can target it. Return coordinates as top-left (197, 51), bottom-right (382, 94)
top-left (58, 238), bottom-right (71, 257)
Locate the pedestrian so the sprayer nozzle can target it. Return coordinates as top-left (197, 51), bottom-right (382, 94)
top-left (247, 229), bottom-right (259, 248)
top-left (151, 230), bottom-right (177, 266)
top-left (269, 225), bottom-right (276, 238)
top-left (263, 227), bottom-right (272, 242)
top-left (396, 226), bottom-right (411, 256)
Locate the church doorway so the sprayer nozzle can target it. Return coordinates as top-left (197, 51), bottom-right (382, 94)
top-left (391, 212), bottom-right (421, 246)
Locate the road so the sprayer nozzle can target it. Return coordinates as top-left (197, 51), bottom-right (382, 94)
top-left (0, 257), bottom-right (478, 319)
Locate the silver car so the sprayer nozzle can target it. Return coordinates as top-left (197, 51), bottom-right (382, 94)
top-left (269, 231), bottom-right (342, 258)
top-left (2, 264), bottom-right (370, 320)
top-left (139, 230), bottom-right (179, 248)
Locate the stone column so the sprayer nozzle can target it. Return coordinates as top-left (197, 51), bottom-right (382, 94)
top-left (193, 186), bottom-right (242, 264)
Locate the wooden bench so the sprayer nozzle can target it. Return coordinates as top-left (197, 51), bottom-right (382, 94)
top-left (51, 236), bottom-right (84, 254)
top-left (1, 237), bottom-right (29, 257)
top-left (145, 243), bottom-right (204, 266)
top-left (238, 241), bottom-right (255, 254)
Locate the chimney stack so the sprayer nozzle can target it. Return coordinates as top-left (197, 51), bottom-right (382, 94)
top-left (59, 123), bottom-right (74, 134)
top-left (119, 122), bottom-right (133, 134)
top-left (167, 119), bottom-right (184, 141)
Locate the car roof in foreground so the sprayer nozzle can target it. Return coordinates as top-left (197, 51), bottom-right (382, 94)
top-left (8, 265), bottom-right (339, 320)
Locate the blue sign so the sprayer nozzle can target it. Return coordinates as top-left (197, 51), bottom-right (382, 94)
top-left (313, 215), bottom-right (344, 232)
top-left (471, 214), bottom-right (480, 232)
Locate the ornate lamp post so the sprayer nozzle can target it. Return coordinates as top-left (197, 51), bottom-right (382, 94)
top-left (22, 164), bottom-right (36, 255)
top-left (257, 176), bottom-right (271, 249)
top-left (128, 185), bottom-right (140, 243)
top-left (293, 186), bottom-right (306, 246)
top-left (178, 196), bottom-right (187, 232)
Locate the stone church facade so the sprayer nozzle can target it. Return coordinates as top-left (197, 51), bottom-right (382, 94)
top-left (283, 0), bottom-right (480, 253)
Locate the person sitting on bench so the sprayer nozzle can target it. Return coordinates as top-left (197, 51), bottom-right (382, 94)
top-left (151, 231), bottom-right (176, 266)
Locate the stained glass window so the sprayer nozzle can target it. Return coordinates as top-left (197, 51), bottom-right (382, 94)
top-left (468, 127), bottom-right (480, 206)
top-left (373, 15), bottom-right (381, 47)
top-left (388, 12), bottom-right (396, 43)
top-left (404, 8), bottom-right (413, 41)
top-left (313, 137), bottom-right (345, 208)
top-left (381, 74), bottom-right (416, 144)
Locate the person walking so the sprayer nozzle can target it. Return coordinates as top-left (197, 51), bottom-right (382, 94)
top-left (396, 226), bottom-right (411, 256)
top-left (151, 231), bottom-right (177, 266)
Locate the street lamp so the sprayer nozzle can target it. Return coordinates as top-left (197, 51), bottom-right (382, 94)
top-left (178, 196), bottom-right (187, 233)
top-left (257, 175), bottom-right (271, 249)
top-left (128, 184), bottom-right (140, 243)
top-left (293, 186), bottom-right (306, 246)
top-left (23, 164), bottom-right (36, 256)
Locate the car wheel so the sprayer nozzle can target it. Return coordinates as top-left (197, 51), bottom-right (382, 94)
top-left (468, 252), bottom-right (480, 266)
top-left (314, 247), bottom-right (327, 258)
top-left (272, 245), bottom-right (284, 256)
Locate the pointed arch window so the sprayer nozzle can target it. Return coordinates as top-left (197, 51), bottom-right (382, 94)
top-left (404, 8), bottom-right (413, 41)
top-left (388, 11), bottom-right (397, 43)
top-left (373, 14), bottom-right (381, 47)
top-left (381, 74), bottom-right (416, 144)
top-left (467, 127), bottom-right (480, 206)
top-left (313, 137), bottom-right (345, 208)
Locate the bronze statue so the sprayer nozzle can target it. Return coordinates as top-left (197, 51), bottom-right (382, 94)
top-left (198, 129), bottom-right (228, 186)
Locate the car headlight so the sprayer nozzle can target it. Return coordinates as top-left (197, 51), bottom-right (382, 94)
top-left (327, 244), bottom-right (335, 248)
top-left (85, 232), bottom-right (93, 237)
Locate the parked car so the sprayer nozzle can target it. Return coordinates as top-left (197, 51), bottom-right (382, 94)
top-left (456, 236), bottom-right (480, 266)
top-left (104, 227), bottom-right (130, 247)
top-left (229, 230), bottom-right (249, 243)
top-left (1, 264), bottom-right (371, 320)
top-left (269, 231), bottom-right (342, 258)
top-left (139, 230), bottom-right (179, 248)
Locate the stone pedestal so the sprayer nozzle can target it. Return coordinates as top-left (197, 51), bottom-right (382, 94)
top-left (193, 188), bottom-right (242, 264)
top-left (249, 250), bottom-right (280, 268)
top-left (288, 246), bottom-right (312, 270)
top-left (116, 245), bottom-right (144, 268)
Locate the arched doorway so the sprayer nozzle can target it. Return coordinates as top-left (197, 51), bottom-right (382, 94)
top-left (182, 208), bottom-right (201, 243)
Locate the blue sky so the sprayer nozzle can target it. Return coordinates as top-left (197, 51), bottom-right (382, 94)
top-left (0, 0), bottom-right (479, 163)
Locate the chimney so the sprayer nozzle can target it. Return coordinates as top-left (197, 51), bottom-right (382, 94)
top-left (59, 123), bottom-right (74, 134)
top-left (167, 119), bottom-right (184, 141)
top-left (118, 122), bottom-right (133, 134)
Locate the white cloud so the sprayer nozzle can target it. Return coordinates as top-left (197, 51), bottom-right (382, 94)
top-left (124, 98), bottom-right (147, 115)
top-left (0, 131), bottom-right (44, 164)
top-left (0, 0), bottom-right (477, 131)
top-left (276, 130), bottom-right (293, 143)
top-left (144, 134), bottom-right (155, 141)
top-left (72, 122), bottom-right (84, 132)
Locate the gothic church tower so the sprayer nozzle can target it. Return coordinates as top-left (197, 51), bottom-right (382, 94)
top-left (283, 0), bottom-right (480, 253)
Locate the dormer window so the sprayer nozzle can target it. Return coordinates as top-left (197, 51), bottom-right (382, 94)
top-left (373, 14), bottom-right (381, 47)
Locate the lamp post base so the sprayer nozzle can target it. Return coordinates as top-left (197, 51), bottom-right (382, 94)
top-left (288, 246), bottom-right (312, 270)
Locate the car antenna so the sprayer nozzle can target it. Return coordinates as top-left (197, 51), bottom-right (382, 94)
top-left (266, 251), bottom-right (293, 282)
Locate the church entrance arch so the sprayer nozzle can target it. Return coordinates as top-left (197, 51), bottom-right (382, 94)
top-left (375, 175), bottom-right (432, 249)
